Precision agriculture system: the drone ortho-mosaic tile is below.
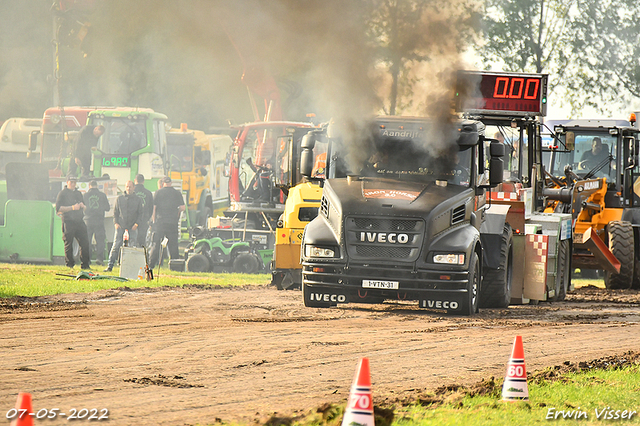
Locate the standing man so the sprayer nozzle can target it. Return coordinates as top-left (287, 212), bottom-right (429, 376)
top-left (149, 176), bottom-right (185, 268)
top-left (133, 174), bottom-right (153, 248)
top-left (73, 124), bottom-right (105, 177)
top-left (104, 180), bottom-right (143, 272)
top-left (83, 180), bottom-right (110, 265)
top-left (56, 174), bottom-right (91, 269)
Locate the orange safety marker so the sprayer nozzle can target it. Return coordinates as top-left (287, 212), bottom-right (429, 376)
top-left (342, 357), bottom-right (374, 426)
top-left (502, 335), bottom-right (529, 401)
top-left (10, 392), bottom-right (34, 426)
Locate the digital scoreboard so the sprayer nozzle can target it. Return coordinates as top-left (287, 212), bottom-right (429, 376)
top-left (455, 70), bottom-right (548, 116)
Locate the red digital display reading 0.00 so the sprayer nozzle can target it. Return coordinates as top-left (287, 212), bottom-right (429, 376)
top-left (492, 77), bottom-right (540, 100)
top-left (477, 74), bottom-right (544, 114)
top-left (455, 71), bottom-right (547, 116)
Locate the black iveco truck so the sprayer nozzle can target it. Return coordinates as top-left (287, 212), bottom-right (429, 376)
top-left (298, 116), bottom-right (506, 315)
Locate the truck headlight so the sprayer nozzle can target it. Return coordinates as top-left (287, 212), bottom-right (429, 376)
top-left (433, 253), bottom-right (465, 265)
top-left (305, 245), bottom-right (336, 258)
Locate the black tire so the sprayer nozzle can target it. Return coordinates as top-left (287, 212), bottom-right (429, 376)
top-left (551, 239), bottom-right (570, 301)
top-left (632, 229), bottom-right (640, 290)
top-left (604, 221), bottom-right (634, 289)
top-left (480, 223), bottom-right (513, 308)
top-left (233, 253), bottom-right (259, 274)
top-left (186, 253), bottom-right (211, 273)
top-left (459, 251), bottom-right (480, 316)
top-left (302, 283), bottom-right (331, 308)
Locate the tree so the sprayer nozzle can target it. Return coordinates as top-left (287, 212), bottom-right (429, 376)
top-left (480, 0), bottom-right (640, 115)
top-left (569, 0), bottom-right (640, 112)
top-left (366, 0), bottom-right (481, 115)
top-left (479, 0), bottom-right (578, 93)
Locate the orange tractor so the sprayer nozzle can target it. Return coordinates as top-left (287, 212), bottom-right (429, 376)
top-left (543, 115), bottom-right (640, 289)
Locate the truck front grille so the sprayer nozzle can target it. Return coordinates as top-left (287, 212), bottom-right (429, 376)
top-left (355, 245), bottom-right (413, 258)
top-left (345, 216), bottom-right (424, 262)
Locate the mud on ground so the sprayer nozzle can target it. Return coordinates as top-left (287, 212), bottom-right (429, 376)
top-left (0, 284), bottom-right (639, 425)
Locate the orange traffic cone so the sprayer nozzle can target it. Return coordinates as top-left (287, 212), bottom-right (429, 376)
top-left (10, 392), bottom-right (34, 426)
top-left (502, 335), bottom-right (529, 401)
top-left (342, 357), bottom-right (374, 426)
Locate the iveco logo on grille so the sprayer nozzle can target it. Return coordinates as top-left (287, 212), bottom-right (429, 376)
top-left (359, 232), bottom-right (409, 243)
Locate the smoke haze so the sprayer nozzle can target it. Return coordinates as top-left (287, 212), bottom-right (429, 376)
top-left (0, 0), bottom-right (480, 143)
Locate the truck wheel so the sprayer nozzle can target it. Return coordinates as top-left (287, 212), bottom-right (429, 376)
top-left (233, 253), bottom-right (259, 274)
top-left (302, 283), bottom-right (331, 308)
top-left (551, 239), bottom-right (571, 301)
top-left (479, 223), bottom-right (513, 308)
top-left (186, 253), bottom-right (211, 273)
top-left (459, 252), bottom-right (480, 316)
top-left (604, 221), bottom-right (634, 289)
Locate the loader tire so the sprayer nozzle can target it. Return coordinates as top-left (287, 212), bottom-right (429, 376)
top-left (186, 253), bottom-right (211, 273)
top-left (480, 223), bottom-right (513, 308)
top-left (604, 221), bottom-right (634, 289)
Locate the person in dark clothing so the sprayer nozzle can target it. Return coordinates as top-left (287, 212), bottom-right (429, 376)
top-left (72, 124), bottom-right (105, 176)
top-left (133, 174), bottom-right (154, 248)
top-left (83, 180), bottom-right (110, 265)
top-left (56, 174), bottom-right (91, 269)
top-left (148, 176), bottom-right (185, 268)
top-left (104, 180), bottom-right (143, 272)
top-left (580, 137), bottom-right (608, 169)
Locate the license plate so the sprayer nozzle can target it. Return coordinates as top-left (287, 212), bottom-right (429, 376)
top-left (362, 279), bottom-right (399, 289)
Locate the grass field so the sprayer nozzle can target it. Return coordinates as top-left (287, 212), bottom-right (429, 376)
top-left (295, 363), bottom-right (640, 426)
top-left (0, 263), bottom-right (605, 299)
top-left (0, 263), bottom-right (271, 298)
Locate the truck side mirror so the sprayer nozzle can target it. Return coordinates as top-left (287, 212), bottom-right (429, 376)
top-left (626, 136), bottom-right (637, 169)
top-left (28, 130), bottom-right (40, 152)
top-left (489, 141), bottom-right (504, 187)
top-left (300, 132), bottom-right (318, 177)
top-left (301, 132), bottom-right (317, 150)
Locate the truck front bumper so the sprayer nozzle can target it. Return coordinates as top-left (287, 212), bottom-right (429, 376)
top-left (301, 262), bottom-right (471, 309)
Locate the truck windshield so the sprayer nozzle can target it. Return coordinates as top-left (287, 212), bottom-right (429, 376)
top-left (550, 131), bottom-right (616, 179)
top-left (167, 133), bottom-right (194, 172)
top-left (94, 118), bottom-right (147, 155)
top-left (356, 139), bottom-right (472, 187)
top-left (331, 140), bottom-right (473, 186)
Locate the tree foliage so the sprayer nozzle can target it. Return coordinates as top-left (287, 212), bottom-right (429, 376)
top-left (366, 0), bottom-right (481, 115)
top-left (480, 0), bottom-right (640, 115)
top-left (479, 0), bottom-right (577, 91)
top-left (570, 0), bottom-right (640, 111)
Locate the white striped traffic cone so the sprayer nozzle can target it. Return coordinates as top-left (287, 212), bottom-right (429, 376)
top-left (502, 335), bottom-right (529, 401)
top-left (342, 357), bottom-right (374, 426)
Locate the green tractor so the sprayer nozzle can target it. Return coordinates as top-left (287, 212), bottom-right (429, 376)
top-left (185, 236), bottom-right (263, 274)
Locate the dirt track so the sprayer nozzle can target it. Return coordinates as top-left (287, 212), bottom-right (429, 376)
top-left (1, 283), bottom-right (639, 425)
